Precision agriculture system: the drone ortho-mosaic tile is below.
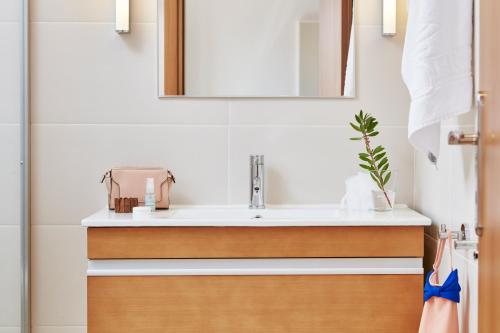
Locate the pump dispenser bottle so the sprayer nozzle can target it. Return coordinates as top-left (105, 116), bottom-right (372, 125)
top-left (144, 178), bottom-right (156, 211)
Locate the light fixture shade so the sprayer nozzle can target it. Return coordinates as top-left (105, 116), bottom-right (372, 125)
top-left (116, 0), bottom-right (130, 33)
top-left (382, 0), bottom-right (396, 36)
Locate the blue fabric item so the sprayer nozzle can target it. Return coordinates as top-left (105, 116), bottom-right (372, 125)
top-left (423, 269), bottom-right (461, 303)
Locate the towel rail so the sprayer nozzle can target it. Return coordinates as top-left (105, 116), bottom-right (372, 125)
top-left (448, 131), bottom-right (479, 145)
top-left (447, 92), bottom-right (485, 146)
top-left (439, 224), bottom-right (478, 257)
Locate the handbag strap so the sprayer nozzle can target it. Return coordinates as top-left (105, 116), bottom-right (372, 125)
top-left (168, 170), bottom-right (176, 183)
top-left (100, 170), bottom-right (113, 208)
top-left (431, 232), bottom-right (454, 283)
top-left (448, 232), bottom-right (454, 270)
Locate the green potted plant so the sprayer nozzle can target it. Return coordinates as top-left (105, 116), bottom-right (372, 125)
top-left (350, 110), bottom-right (395, 211)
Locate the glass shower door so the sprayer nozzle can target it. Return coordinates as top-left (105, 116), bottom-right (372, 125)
top-left (0, 0), bottom-right (28, 332)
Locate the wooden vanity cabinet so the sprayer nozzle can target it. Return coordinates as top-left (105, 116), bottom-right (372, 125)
top-left (87, 226), bottom-right (424, 333)
top-left (87, 226), bottom-right (423, 259)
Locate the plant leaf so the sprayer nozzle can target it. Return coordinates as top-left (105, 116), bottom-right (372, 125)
top-left (383, 171), bottom-right (392, 186)
top-left (350, 122), bottom-right (361, 132)
top-left (359, 164), bottom-right (372, 171)
top-left (374, 152), bottom-right (386, 161)
top-left (368, 131), bottom-right (379, 137)
top-left (367, 121), bottom-right (378, 132)
top-left (378, 157), bottom-right (388, 169)
top-left (358, 153), bottom-right (371, 163)
top-left (373, 145), bottom-right (384, 155)
top-left (359, 155), bottom-right (372, 163)
top-left (355, 113), bottom-right (361, 124)
top-left (380, 163), bottom-right (389, 174)
top-left (370, 172), bottom-right (382, 189)
top-left (350, 137), bottom-right (362, 141)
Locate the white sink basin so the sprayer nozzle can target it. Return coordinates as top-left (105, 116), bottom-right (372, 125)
top-left (168, 207), bottom-right (340, 220)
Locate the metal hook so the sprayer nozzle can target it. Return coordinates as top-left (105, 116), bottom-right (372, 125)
top-left (439, 224), bottom-right (478, 254)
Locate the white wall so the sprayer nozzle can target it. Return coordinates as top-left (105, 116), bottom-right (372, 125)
top-left (29, 0), bottom-right (410, 331)
top-left (413, 2), bottom-right (479, 331)
top-left (0, 0), bottom-right (21, 332)
top-left (185, 0), bottom-right (319, 96)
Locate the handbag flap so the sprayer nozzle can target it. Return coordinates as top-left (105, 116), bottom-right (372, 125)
top-left (110, 168), bottom-right (172, 203)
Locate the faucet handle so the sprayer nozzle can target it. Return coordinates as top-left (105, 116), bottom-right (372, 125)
top-left (250, 155), bottom-right (264, 165)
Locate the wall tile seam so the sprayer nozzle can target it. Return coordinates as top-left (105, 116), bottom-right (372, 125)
top-left (220, 124), bottom-right (408, 129)
top-left (225, 103), bottom-right (232, 205)
top-left (30, 327), bottom-right (87, 332)
top-left (30, 123), bottom-right (229, 128)
top-left (31, 224), bottom-right (85, 228)
top-left (409, 157), bottom-right (415, 208)
top-left (29, 21), bottom-right (155, 25)
top-left (28, 19), bottom-right (374, 25)
top-left (411, 145), bottom-right (417, 209)
top-left (31, 325), bottom-right (87, 328)
top-left (29, 124), bottom-right (410, 129)
top-left (27, 21), bottom-right (407, 30)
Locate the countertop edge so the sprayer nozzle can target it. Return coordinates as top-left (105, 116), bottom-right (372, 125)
top-left (81, 206), bottom-right (432, 227)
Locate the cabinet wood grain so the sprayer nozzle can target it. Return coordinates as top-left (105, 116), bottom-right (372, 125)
top-left (88, 226), bottom-right (424, 259)
top-left (88, 274), bottom-right (422, 333)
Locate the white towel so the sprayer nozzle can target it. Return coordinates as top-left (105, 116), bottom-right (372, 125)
top-left (402, 0), bottom-right (473, 163)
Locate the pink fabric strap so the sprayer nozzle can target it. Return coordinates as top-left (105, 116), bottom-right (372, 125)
top-left (448, 232), bottom-right (453, 269)
top-left (431, 232), bottom-right (454, 284)
top-left (432, 239), bottom-right (445, 271)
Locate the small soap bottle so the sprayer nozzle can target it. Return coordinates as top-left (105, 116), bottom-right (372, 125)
top-left (144, 178), bottom-right (156, 211)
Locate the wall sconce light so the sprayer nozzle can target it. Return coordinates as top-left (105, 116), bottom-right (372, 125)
top-left (116, 0), bottom-right (130, 33)
top-left (382, 0), bottom-right (396, 36)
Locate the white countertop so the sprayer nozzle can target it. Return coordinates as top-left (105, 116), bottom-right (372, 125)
top-left (82, 205), bottom-right (431, 227)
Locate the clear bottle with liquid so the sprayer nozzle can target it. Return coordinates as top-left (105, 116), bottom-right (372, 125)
top-left (144, 177), bottom-right (156, 211)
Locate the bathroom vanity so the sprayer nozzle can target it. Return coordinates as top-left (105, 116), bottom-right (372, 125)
top-left (82, 206), bottom-right (431, 333)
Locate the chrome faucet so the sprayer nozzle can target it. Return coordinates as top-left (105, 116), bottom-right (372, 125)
top-left (249, 155), bottom-right (265, 209)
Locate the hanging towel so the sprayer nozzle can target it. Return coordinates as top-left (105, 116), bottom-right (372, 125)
top-left (418, 233), bottom-right (461, 333)
top-left (402, 0), bottom-right (473, 163)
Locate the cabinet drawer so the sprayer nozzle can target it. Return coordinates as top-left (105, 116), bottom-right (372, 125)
top-left (88, 274), bottom-right (422, 333)
top-left (87, 226), bottom-right (423, 259)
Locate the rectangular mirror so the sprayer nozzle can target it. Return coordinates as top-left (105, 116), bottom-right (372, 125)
top-left (158, 0), bottom-right (355, 98)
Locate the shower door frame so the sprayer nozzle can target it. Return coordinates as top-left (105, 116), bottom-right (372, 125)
top-left (20, 0), bottom-right (30, 332)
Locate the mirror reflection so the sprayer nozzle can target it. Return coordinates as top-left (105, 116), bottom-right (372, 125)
top-left (158, 0), bottom-right (355, 97)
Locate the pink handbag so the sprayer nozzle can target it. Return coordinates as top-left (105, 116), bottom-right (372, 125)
top-left (101, 167), bottom-right (175, 210)
top-left (418, 233), bottom-right (461, 333)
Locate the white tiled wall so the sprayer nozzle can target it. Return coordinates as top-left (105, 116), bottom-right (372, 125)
top-left (30, 0), bottom-right (412, 331)
top-left (0, 0), bottom-right (21, 332)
